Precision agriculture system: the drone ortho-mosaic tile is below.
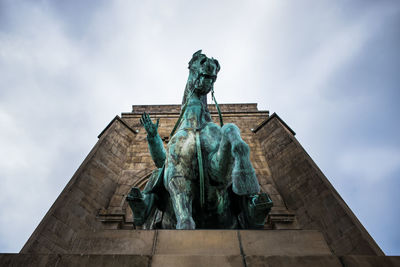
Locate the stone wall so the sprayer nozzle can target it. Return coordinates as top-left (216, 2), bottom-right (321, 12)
top-left (255, 113), bottom-right (383, 256)
top-left (21, 118), bottom-right (137, 253)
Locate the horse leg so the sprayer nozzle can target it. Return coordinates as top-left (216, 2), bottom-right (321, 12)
top-left (213, 123), bottom-right (260, 195)
top-left (212, 124), bottom-right (274, 228)
top-left (164, 131), bottom-right (197, 229)
top-left (127, 168), bottom-right (162, 227)
top-left (126, 188), bottom-right (156, 227)
top-left (166, 175), bottom-right (196, 229)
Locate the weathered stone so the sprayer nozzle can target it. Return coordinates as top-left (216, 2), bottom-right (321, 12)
top-left (0, 254), bottom-right (150, 267)
top-left (239, 230), bottom-right (331, 256)
top-left (245, 255), bottom-right (342, 267)
top-left (154, 230), bottom-right (241, 255)
top-left (341, 255), bottom-right (400, 267)
top-left (0, 253), bottom-right (60, 266)
top-left (255, 114), bottom-right (384, 256)
top-left (151, 255), bottom-right (244, 267)
top-left (71, 230), bottom-right (155, 255)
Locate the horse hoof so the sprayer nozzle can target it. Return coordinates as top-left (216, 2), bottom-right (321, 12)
top-left (176, 218), bottom-right (196, 229)
top-left (127, 187), bottom-right (143, 201)
top-left (232, 169), bottom-right (260, 195)
top-left (126, 187), bottom-right (146, 226)
top-left (248, 193), bottom-right (273, 228)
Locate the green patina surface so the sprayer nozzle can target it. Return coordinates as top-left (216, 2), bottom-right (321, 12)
top-left (127, 50), bottom-right (273, 229)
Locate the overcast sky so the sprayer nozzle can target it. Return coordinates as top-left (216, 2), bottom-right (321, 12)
top-left (0, 0), bottom-right (399, 255)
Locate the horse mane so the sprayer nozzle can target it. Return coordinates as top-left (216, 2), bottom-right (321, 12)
top-left (180, 65), bottom-right (212, 122)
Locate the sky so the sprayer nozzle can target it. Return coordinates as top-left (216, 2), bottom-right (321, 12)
top-left (0, 0), bottom-right (399, 255)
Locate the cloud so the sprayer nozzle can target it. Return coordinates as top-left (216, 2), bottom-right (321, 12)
top-left (337, 147), bottom-right (400, 184)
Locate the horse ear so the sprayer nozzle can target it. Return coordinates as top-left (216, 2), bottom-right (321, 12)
top-left (188, 50), bottom-right (203, 69)
top-left (193, 50), bottom-right (202, 57)
top-left (213, 59), bottom-right (220, 72)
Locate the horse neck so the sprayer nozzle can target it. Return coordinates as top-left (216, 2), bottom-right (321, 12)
top-left (179, 72), bottom-right (212, 129)
top-left (180, 93), bottom-right (211, 130)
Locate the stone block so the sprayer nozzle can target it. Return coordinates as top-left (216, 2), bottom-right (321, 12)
top-left (261, 184), bottom-right (279, 195)
top-left (341, 255), bottom-right (400, 267)
top-left (154, 230), bottom-right (241, 255)
top-left (116, 184), bottom-right (133, 195)
top-left (108, 195), bottom-right (124, 207)
top-left (0, 253), bottom-right (59, 266)
top-left (34, 254), bottom-right (149, 267)
top-left (114, 255), bottom-right (151, 266)
top-left (71, 230), bottom-right (155, 255)
top-left (245, 255), bottom-right (342, 267)
top-left (119, 170), bottom-right (141, 185)
top-left (239, 230), bottom-right (331, 256)
top-left (151, 255), bottom-right (244, 267)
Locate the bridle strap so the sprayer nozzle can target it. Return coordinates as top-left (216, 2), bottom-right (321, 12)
top-left (211, 88), bottom-right (224, 127)
top-left (195, 130), bottom-right (205, 207)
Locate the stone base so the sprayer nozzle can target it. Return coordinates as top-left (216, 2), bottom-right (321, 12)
top-left (70, 229), bottom-right (332, 256)
top-left (1, 254), bottom-right (399, 267)
top-left (2, 230), bottom-right (398, 266)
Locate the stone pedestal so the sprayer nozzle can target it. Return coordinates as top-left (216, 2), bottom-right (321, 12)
top-left (1, 230), bottom-right (399, 266)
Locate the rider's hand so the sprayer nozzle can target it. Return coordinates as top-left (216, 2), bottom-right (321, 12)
top-left (140, 112), bottom-right (160, 137)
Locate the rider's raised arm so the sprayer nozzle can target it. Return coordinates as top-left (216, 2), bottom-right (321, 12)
top-left (140, 112), bottom-right (166, 168)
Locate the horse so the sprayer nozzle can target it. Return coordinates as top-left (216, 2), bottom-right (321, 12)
top-left (127, 50), bottom-right (272, 229)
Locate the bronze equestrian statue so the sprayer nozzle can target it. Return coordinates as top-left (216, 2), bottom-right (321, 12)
top-left (127, 50), bottom-right (272, 229)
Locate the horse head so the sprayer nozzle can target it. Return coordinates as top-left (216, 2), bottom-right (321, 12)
top-left (182, 50), bottom-right (220, 105)
top-left (189, 50), bottom-right (220, 96)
